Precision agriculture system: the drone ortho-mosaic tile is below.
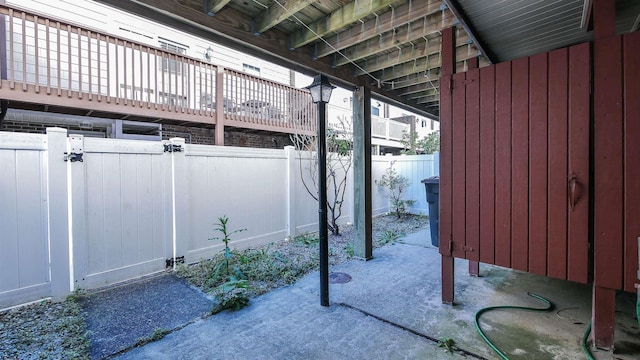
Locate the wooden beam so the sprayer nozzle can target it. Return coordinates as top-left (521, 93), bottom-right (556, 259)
top-left (406, 88), bottom-right (439, 100)
top-left (205, 0), bottom-right (232, 16)
top-left (440, 25), bottom-right (456, 305)
top-left (442, 0), bottom-right (496, 64)
top-left (314, 0), bottom-right (443, 59)
top-left (381, 61), bottom-right (466, 91)
top-left (288, 0), bottom-right (396, 49)
top-left (353, 33), bottom-right (470, 76)
top-left (416, 96), bottom-right (440, 105)
top-left (353, 86), bottom-right (373, 260)
top-left (580, 0), bottom-right (593, 29)
top-left (397, 82), bottom-right (440, 97)
top-left (253, 0), bottom-right (314, 34)
top-left (376, 46), bottom-right (477, 82)
top-left (333, 10), bottom-right (457, 67)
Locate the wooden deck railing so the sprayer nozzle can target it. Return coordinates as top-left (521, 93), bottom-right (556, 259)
top-left (0, 4), bottom-right (316, 135)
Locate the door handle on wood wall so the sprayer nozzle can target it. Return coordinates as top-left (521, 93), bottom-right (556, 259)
top-left (568, 173), bottom-right (578, 209)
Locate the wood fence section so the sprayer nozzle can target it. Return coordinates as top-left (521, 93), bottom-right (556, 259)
top-left (448, 42), bottom-right (591, 283)
top-left (478, 65), bottom-right (495, 265)
top-left (566, 43), bottom-right (590, 285)
top-left (547, 47), bottom-right (569, 280)
top-left (623, 31), bottom-right (640, 293)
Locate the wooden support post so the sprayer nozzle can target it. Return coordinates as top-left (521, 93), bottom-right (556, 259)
top-left (592, 0), bottom-right (620, 350)
top-left (591, 286), bottom-right (616, 349)
top-left (353, 86), bottom-right (372, 260)
top-left (214, 67), bottom-right (225, 146)
top-left (440, 26), bottom-right (456, 304)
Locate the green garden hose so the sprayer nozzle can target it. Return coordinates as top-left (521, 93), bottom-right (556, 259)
top-left (637, 292), bottom-right (640, 327)
top-left (474, 292), bottom-right (554, 360)
top-left (581, 322), bottom-right (595, 360)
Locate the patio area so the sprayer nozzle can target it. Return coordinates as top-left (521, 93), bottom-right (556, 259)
top-left (98, 228), bottom-right (639, 360)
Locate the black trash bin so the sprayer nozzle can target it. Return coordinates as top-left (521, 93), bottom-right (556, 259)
top-left (421, 176), bottom-right (439, 247)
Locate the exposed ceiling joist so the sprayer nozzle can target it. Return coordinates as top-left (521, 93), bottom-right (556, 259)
top-left (287, 0), bottom-right (396, 49)
top-left (313, 0), bottom-right (443, 59)
top-left (205, 0), bottom-right (232, 15)
top-left (406, 88), bottom-right (439, 100)
top-left (396, 82), bottom-right (440, 97)
top-left (374, 46), bottom-right (477, 82)
top-left (353, 32), bottom-right (470, 76)
top-left (333, 10), bottom-right (458, 67)
top-left (253, 0), bottom-right (314, 34)
top-left (580, 0), bottom-right (593, 29)
top-left (383, 61), bottom-right (465, 91)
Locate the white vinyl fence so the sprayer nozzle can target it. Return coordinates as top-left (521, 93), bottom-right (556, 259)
top-left (0, 128), bottom-right (438, 308)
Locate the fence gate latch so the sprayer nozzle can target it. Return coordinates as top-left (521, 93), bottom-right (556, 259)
top-left (164, 143), bottom-right (183, 153)
top-left (166, 256), bottom-right (185, 268)
top-left (64, 135), bottom-right (84, 162)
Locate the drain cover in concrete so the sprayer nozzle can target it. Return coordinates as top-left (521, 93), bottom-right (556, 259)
top-left (329, 272), bottom-right (352, 284)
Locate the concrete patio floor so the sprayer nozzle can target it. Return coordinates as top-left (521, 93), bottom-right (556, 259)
top-left (112, 229), bottom-right (640, 360)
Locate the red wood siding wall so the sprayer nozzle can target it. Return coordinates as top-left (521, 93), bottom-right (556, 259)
top-left (444, 42), bottom-right (591, 284)
top-left (594, 31), bottom-right (640, 293)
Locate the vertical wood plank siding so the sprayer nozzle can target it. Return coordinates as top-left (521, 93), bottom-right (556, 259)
top-left (567, 43), bottom-right (591, 284)
top-left (494, 62), bottom-right (512, 268)
top-left (447, 42), bottom-right (591, 283)
top-left (465, 68), bottom-right (480, 263)
top-left (510, 57), bottom-right (530, 272)
top-left (547, 47), bottom-right (569, 280)
top-left (478, 66), bottom-right (495, 264)
top-left (452, 71), bottom-right (467, 259)
top-left (623, 32), bottom-right (640, 292)
top-left (528, 52), bottom-right (548, 277)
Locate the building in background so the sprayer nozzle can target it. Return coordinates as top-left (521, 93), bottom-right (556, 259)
top-left (0, 0), bottom-right (434, 151)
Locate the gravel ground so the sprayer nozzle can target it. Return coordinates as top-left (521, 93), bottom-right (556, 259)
top-left (0, 297), bottom-right (89, 359)
top-left (0, 214), bottom-right (427, 359)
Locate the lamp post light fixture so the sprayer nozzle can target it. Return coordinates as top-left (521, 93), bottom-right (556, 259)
top-left (305, 74), bottom-right (335, 307)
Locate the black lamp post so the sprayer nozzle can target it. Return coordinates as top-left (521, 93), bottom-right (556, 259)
top-left (305, 74), bottom-right (335, 307)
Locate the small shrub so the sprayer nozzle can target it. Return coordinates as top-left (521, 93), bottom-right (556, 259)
top-left (375, 161), bottom-right (416, 219)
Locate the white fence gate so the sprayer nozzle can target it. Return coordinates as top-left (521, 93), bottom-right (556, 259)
top-left (0, 128), bottom-right (439, 308)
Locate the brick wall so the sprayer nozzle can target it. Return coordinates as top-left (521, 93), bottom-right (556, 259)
top-left (0, 120), bottom-right (109, 136)
top-left (161, 124), bottom-right (293, 148)
top-left (1, 120), bottom-right (295, 149)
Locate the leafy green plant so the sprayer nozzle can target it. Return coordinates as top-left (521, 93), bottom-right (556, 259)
top-left (344, 243), bottom-right (354, 257)
top-left (208, 215), bottom-right (251, 313)
top-left (295, 232), bottom-right (319, 246)
top-left (437, 337), bottom-right (456, 353)
top-left (375, 161), bottom-right (416, 219)
top-left (65, 288), bottom-right (85, 302)
top-left (209, 215), bottom-right (247, 278)
top-left (212, 278), bottom-right (250, 314)
top-left (378, 230), bottom-right (404, 245)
